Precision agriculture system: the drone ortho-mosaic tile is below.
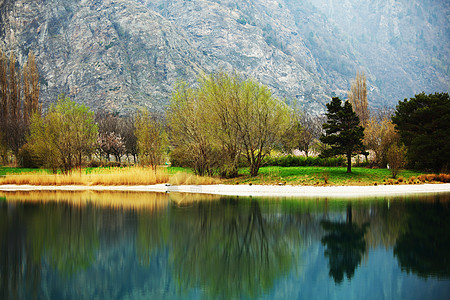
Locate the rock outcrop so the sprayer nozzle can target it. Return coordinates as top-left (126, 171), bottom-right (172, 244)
top-left (0, 0), bottom-right (448, 114)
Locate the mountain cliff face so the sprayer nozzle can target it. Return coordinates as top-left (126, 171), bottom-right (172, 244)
top-left (0, 0), bottom-right (448, 113)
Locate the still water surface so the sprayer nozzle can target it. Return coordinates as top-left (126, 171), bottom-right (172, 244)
top-left (1, 191), bottom-right (449, 299)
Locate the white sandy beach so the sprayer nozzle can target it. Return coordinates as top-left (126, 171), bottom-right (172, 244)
top-left (1, 183), bottom-right (449, 198)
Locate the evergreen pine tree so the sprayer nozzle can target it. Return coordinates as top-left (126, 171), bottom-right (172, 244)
top-left (320, 97), bottom-right (365, 173)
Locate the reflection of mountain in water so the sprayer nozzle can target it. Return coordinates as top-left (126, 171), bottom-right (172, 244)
top-left (1, 193), bottom-right (449, 299)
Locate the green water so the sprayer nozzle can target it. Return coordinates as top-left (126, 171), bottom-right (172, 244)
top-left (1, 192), bottom-right (449, 299)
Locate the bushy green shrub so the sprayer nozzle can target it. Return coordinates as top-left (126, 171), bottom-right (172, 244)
top-left (262, 155), bottom-right (345, 167)
top-left (17, 144), bottom-right (41, 168)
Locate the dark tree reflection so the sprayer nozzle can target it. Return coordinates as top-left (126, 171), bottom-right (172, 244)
top-left (321, 204), bottom-right (369, 284)
top-left (0, 201), bottom-right (101, 299)
top-left (394, 198), bottom-right (450, 278)
top-left (27, 203), bottom-right (99, 276)
top-left (0, 202), bottom-right (41, 300)
top-left (142, 198), bottom-right (302, 299)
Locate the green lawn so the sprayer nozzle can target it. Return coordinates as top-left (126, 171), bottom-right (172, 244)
top-left (0, 166), bottom-right (47, 176)
top-left (224, 166), bottom-right (426, 186)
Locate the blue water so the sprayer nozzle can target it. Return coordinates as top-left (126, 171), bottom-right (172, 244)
top-left (1, 192), bottom-right (449, 299)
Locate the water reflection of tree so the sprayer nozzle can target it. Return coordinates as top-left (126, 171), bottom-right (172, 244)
top-left (321, 204), bottom-right (369, 284)
top-left (0, 202), bottom-right (41, 300)
top-left (137, 210), bottom-right (169, 265)
top-left (137, 198), bottom-right (302, 299)
top-left (27, 203), bottom-right (99, 276)
top-left (0, 201), bottom-right (101, 299)
top-left (353, 199), bottom-right (408, 251)
top-left (394, 198), bottom-right (450, 278)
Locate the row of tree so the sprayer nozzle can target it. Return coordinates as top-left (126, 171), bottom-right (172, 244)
top-left (166, 71), bottom-right (409, 175)
top-left (0, 50), bottom-right (41, 161)
top-left (1, 55), bottom-right (447, 175)
top-left (344, 71), bottom-right (449, 173)
top-left (26, 95), bottom-right (162, 173)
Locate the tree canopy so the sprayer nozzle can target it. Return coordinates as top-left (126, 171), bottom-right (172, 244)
top-left (392, 92), bottom-right (450, 172)
top-left (135, 108), bottom-right (167, 169)
top-left (168, 72), bottom-right (290, 177)
top-left (320, 97), bottom-right (365, 173)
top-left (28, 94), bottom-right (97, 173)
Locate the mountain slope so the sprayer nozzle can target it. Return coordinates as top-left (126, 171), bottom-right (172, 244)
top-left (0, 0), bottom-right (448, 113)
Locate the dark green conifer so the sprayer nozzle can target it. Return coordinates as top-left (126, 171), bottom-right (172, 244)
top-left (320, 97), bottom-right (365, 173)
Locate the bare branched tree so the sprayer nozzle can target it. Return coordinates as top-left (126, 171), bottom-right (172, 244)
top-left (348, 71), bottom-right (369, 126)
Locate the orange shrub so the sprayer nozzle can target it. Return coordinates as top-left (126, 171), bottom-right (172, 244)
top-left (437, 174), bottom-right (450, 183)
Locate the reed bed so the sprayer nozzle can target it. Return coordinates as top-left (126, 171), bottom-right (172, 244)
top-left (0, 171), bottom-right (87, 186)
top-left (88, 167), bottom-right (169, 186)
top-left (0, 167), bottom-right (221, 186)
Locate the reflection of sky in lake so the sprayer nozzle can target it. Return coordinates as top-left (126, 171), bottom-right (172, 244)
top-left (1, 193), bottom-right (449, 299)
top-left (40, 241), bottom-right (449, 299)
top-left (273, 246), bottom-right (450, 300)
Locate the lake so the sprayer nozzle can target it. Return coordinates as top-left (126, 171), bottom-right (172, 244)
top-left (1, 191), bottom-right (449, 299)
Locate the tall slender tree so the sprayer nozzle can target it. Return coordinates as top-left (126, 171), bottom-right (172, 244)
top-left (0, 50), bottom-right (41, 164)
top-left (7, 52), bottom-right (25, 157)
top-left (0, 50), bottom-right (8, 161)
top-left (348, 71), bottom-right (368, 126)
top-left (22, 51), bottom-right (41, 125)
top-left (320, 97), bottom-right (365, 173)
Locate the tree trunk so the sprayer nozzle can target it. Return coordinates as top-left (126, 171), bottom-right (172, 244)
top-left (347, 153), bottom-right (352, 173)
top-left (250, 162), bottom-right (260, 177)
top-left (346, 204), bottom-right (352, 224)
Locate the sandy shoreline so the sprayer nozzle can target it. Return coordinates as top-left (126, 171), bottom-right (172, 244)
top-left (1, 183), bottom-right (449, 198)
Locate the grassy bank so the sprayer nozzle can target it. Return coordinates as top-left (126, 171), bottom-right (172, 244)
top-left (0, 166), bottom-right (443, 186)
top-left (225, 166), bottom-right (429, 186)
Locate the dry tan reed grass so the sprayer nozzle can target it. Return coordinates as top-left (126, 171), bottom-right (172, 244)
top-left (0, 172), bottom-right (87, 185)
top-left (0, 167), bottom-right (222, 186)
top-left (0, 167), bottom-right (172, 186)
top-left (89, 167), bottom-right (169, 185)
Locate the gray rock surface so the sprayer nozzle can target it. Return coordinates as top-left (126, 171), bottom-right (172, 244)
top-left (0, 0), bottom-right (448, 114)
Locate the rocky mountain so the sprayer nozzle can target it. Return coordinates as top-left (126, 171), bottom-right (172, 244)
top-left (0, 0), bottom-right (448, 114)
